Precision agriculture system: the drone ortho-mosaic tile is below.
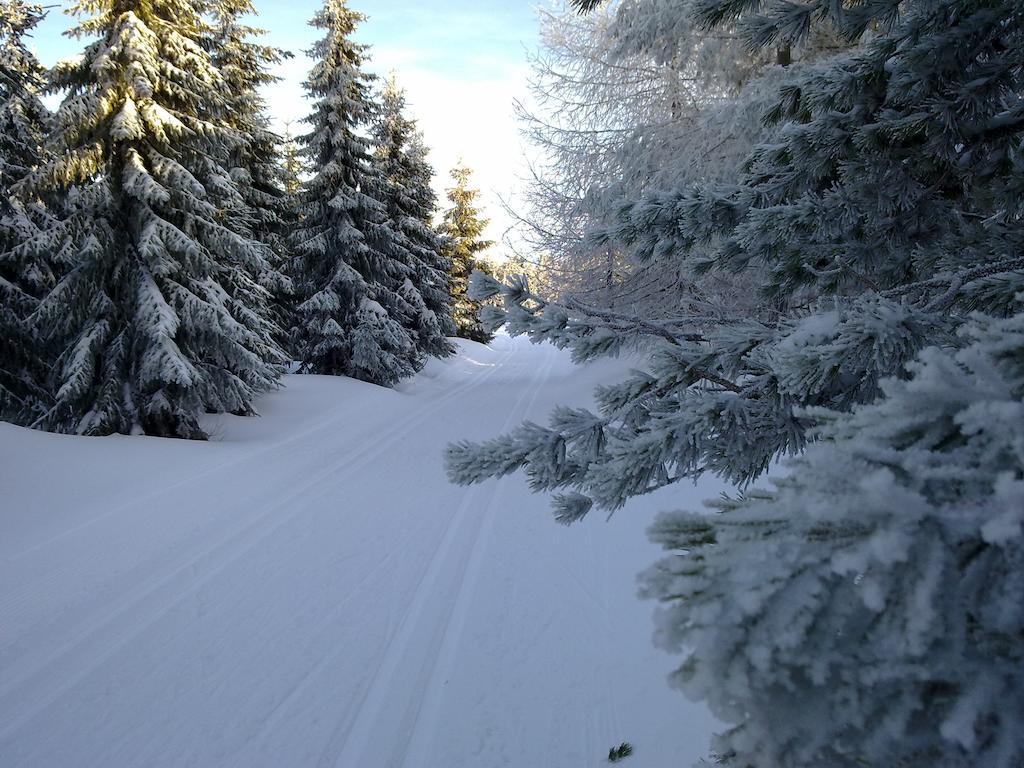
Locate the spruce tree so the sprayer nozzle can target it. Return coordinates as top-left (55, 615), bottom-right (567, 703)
top-left (22, 0), bottom-right (285, 439)
top-left (0, 1), bottom-right (47, 208)
top-left (373, 74), bottom-right (455, 359)
top-left (0, 1), bottom-right (52, 425)
top-left (291, 0), bottom-right (420, 385)
top-left (206, 0), bottom-right (294, 354)
top-left (437, 163), bottom-right (495, 344)
top-left (408, 134), bottom-right (458, 351)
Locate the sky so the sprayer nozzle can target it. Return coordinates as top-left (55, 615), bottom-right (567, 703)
top-left (29, 0), bottom-right (548, 248)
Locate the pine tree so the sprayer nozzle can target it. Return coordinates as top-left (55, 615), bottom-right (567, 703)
top-left (205, 0), bottom-right (295, 354)
top-left (455, 0), bottom-right (1024, 516)
top-left (451, 0), bottom-right (1024, 762)
top-left (0, 1), bottom-right (47, 206)
top-left (642, 309), bottom-right (1024, 767)
top-left (21, 0), bottom-right (286, 439)
top-left (291, 0), bottom-right (420, 385)
top-left (438, 163), bottom-right (495, 344)
top-left (373, 74), bottom-right (455, 359)
top-left (408, 134), bottom-right (459, 351)
top-left (0, 1), bottom-right (52, 425)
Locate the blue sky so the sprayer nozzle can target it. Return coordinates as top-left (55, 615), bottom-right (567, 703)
top-left (29, 0), bottom-right (548, 246)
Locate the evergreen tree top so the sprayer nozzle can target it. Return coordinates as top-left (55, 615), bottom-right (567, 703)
top-left (375, 75), bottom-right (415, 171)
top-left (207, 0), bottom-right (291, 109)
top-left (41, 0), bottom-right (238, 191)
top-left (0, 1), bottom-right (49, 192)
top-left (440, 163), bottom-right (494, 253)
top-left (376, 73), bottom-right (415, 162)
top-left (300, 0), bottom-right (378, 179)
top-left (63, 0), bottom-right (213, 47)
top-left (305, 0), bottom-right (372, 96)
top-left (0, 1), bottom-right (46, 99)
top-left (281, 121), bottom-right (303, 196)
top-left (374, 73), bottom-right (439, 218)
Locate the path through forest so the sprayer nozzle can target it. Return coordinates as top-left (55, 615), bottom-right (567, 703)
top-left (0, 335), bottom-right (718, 767)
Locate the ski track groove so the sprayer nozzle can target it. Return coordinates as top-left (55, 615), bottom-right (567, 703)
top-left (327, 343), bottom-right (559, 768)
top-left (221, 538), bottom-right (407, 753)
top-left (0, 345), bottom-right (517, 747)
top-left (396, 344), bottom-right (558, 768)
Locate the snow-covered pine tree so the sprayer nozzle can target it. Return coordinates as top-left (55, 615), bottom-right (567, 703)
top-left (455, 0), bottom-right (1024, 507)
top-left (291, 0), bottom-right (421, 385)
top-left (437, 163), bottom-right (495, 344)
top-left (373, 74), bottom-right (455, 359)
top-left (21, 0), bottom-right (286, 439)
top-left (451, 0), bottom-right (1024, 762)
top-left (643, 307), bottom-right (1024, 767)
top-left (205, 0), bottom-right (294, 352)
top-left (0, 0), bottom-right (52, 426)
top-left (407, 133), bottom-right (457, 344)
top-left (514, 1), bottom-right (846, 318)
top-left (513, 1), bottom-right (759, 280)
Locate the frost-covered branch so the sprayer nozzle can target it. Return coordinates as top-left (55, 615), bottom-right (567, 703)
top-left (451, 272), bottom-right (942, 517)
top-left (457, 0), bottom-right (1024, 763)
top-left (644, 310), bottom-right (1024, 767)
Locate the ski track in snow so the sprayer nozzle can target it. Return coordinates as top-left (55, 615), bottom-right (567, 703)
top-left (0, 336), bottom-right (719, 768)
top-left (333, 343), bottom-right (558, 768)
top-left (0, 343), bottom-right (519, 746)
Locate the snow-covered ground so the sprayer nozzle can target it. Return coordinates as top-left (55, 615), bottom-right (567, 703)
top-left (0, 334), bottom-right (719, 768)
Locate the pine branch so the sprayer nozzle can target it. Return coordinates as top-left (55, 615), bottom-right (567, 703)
top-left (561, 297), bottom-right (745, 393)
top-left (883, 256), bottom-right (1024, 308)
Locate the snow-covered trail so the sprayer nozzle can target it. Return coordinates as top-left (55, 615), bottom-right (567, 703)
top-left (0, 335), bottom-right (718, 768)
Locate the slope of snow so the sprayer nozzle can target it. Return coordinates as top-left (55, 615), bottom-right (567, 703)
top-left (0, 334), bottom-right (719, 768)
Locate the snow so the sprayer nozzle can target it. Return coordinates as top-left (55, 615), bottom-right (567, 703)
top-left (0, 333), bottom-right (718, 768)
